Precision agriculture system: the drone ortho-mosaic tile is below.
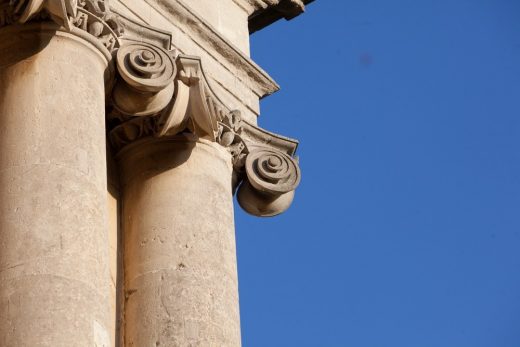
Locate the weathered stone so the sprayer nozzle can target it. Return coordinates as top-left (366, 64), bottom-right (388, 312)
top-left (0, 0), bottom-right (310, 345)
top-left (0, 23), bottom-right (112, 346)
top-left (118, 136), bottom-right (241, 346)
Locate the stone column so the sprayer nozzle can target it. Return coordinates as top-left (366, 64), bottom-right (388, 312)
top-left (118, 135), bottom-right (241, 346)
top-left (107, 44), bottom-right (301, 345)
top-left (0, 23), bottom-right (113, 346)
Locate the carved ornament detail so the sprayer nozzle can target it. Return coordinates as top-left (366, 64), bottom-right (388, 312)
top-left (245, 148), bottom-right (300, 195)
top-left (71, 0), bottom-right (122, 52)
top-left (237, 149), bottom-right (300, 217)
top-left (217, 110), bottom-right (247, 170)
top-left (107, 42), bottom-right (301, 216)
top-left (112, 42), bottom-right (176, 116)
top-left (0, 0), bottom-right (123, 53)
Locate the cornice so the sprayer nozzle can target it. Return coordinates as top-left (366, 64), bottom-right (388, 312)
top-left (249, 0), bottom-right (314, 34)
top-left (137, 0), bottom-right (279, 99)
top-left (231, 0), bottom-right (269, 15)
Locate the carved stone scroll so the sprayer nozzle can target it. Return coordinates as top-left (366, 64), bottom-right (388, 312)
top-left (112, 42), bottom-right (176, 116)
top-left (244, 148), bottom-right (300, 194)
top-left (236, 147), bottom-right (300, 216)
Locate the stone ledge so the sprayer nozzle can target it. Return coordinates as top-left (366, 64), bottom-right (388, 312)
top-left (248, 0), bottom-right (315, 34)
top-left (136, 0), bottom-right (280, 99)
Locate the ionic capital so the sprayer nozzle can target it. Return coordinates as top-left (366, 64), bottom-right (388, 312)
top-left (217, 113), bottom-right (301, 217)
top-left (111, 42), bottom-right (176, 116)
top-left (107, 39), bottom-right (301, 216)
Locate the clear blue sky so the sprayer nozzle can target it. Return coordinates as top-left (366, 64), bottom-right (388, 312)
top-left (234, 1), bottom-right (520, 346)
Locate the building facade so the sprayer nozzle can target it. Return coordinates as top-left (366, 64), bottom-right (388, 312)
top-left (0, 0), bottom-right (312, 345)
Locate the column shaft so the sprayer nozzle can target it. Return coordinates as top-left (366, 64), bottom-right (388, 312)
top-left (119, 136), bottom-right (241, 346)
top-left (0, 24), bottom-right (112, 346)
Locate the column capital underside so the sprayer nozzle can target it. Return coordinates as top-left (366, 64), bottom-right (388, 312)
top-left (0, 0), bottom-right (301, 217)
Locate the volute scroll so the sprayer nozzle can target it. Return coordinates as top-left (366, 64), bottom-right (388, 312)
top-left (112, 42), bottom-right (177, 116)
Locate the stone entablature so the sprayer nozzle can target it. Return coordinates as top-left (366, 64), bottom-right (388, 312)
top-left (0, 0), bottom-right (301, 217)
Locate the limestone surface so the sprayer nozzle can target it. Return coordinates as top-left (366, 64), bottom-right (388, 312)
top-left (0, 0), bottom-right (310, 345)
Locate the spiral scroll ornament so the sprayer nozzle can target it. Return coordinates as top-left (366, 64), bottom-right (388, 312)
top-left (116, 43), bottom-right (176, 93)
top-left (245, 148), bottom-right (301, 195)
top-left (237, 148), bottom-right (301, 217)
top-left (113, 42), bottom-right (176, 116)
